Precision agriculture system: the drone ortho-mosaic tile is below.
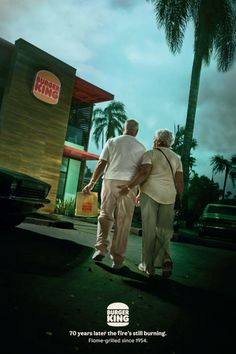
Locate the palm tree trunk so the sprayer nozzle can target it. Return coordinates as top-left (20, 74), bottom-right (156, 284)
top-left (222, 166), bottom-right (229, 199)
top-left (181, 50), bottom-right (203, 190)
top-left (102, 130), bottom-right (104, 149)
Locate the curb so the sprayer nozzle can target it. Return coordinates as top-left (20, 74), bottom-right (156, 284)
top-left (25, 217), bottom-right (51, 226)
top-left (23, 216), bottom-right (236, 251)
top-left (24, 217), bottom-right (75, 229)
top-left (25, 215), bottom-right (143, 235)
top-left (130, 227), bottom-right (142, 236)
top-left (177, 229), bottom-right (236, 251)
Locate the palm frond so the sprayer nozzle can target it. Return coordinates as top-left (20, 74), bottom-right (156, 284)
top-left (230, 155), bottom-right (236, 186)
top-left (213, 0), bottom-right (236, 71)
top-left (92, 108), bottom-right (105, 122)
top-left (93, 123), bottom-right (107, 148)
top-left (210, 154), bottom-right (230, 174)
top-left (92, 100), bottom-right (128, 148)
top-left (229, 169), bottom-right (236, 187)
top-left (149, 0), bottom-right (190, 53)
top-left (231, 155), bottom-right (236, 164)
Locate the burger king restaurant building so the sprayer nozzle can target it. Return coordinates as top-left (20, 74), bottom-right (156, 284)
top-left (0, 37), bottom-right (114, 212)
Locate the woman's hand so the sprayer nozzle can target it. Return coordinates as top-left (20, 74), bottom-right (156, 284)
top-left (135, 193), bottom-right (141, 207)
top-left (117, 185), bottom-right (130, 195)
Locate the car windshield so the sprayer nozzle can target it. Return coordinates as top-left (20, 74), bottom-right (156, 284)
top-left (207, 205), bottom-right (236, 216)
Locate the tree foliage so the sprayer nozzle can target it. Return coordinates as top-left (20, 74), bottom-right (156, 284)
top-left (147, 0), bottom-right (236, 188)
top-left (92, 101), bottom-right (128, 149)
top-left (210, 154), bottom-right (236, 198)
top-left (172, 124), bottom-right (197, 173)
top-left (185, 173), bottom-right (221, 227)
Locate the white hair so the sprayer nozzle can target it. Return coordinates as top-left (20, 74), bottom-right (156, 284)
top-left (155, 129), bottom-right (174, 147)
top-left (124, 119), bottom-right (139, 132)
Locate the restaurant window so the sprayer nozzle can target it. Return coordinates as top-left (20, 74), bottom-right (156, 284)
top-left (57, 157), bottom-right (69, 200)
top-left (66, 99), bottom-right (93, 150)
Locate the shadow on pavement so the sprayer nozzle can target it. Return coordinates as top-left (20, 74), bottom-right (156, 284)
top-left (121, 277), bottom-right (235, 354)
top-left (122, 277), bottom-right (232, 309)
top-left (1, 227), bottom-right (235, 354)
top-left (94, 262), bottom-right (148, 282)
top-left (95, 259), bottom-right (235, 354)
top-left (96, 261), bottom-right (235, 312)
top-left (0, 227), bottom-right (91, 276)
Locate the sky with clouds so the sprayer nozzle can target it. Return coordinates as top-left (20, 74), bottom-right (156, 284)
top-left (1, 0), bottom-right (236, 194)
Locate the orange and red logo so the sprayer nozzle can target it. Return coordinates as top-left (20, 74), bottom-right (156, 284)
top-left (33, 70), bottom-right (61, 105)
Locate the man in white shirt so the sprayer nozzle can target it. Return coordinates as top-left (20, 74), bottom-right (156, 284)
top-left (82, 119), bottom-right (146, 269)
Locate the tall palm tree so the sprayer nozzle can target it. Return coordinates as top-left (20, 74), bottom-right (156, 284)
top-left (210, 154), bottom-right (236, 199)
top-left (147, 0), bottom-right (236, 188)
top-left (92, 101), bottom-right (128, 149)
top-left (172, 124), bottom-right (197, 173)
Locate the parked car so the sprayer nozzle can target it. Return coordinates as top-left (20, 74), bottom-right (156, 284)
top-left (198, 203), bottom-right (236, 239)
top-left (0, 167), bottom-right (51, 228)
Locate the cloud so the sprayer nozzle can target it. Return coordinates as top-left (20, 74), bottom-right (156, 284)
top-left (1, 0), bottom-right (235, 184)
top-left (0, 0), bottom-right (47, 31)
top-left (125, 39), bottom-right (173, 66)
top-left (108, 0), bottom-right (140, 9)
top-left (0, 0), bottom-right (112, 72)
top-left (196, 62), bottom-right (236, 153)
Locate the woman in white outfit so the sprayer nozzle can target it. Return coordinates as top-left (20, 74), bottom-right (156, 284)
top-left (119, 129), bottom-right (184, 278)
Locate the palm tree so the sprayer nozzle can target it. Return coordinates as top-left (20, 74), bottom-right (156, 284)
top-left (210, 154), bottom-right (236, 199)
top-left (147, 0), bottom-right (236, 188)
top-left (92, 101), bottom-right (128, 149)
top-left (172, 124), bottom-right (197, 173)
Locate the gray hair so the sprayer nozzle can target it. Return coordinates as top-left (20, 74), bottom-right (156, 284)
top-left (154, 129), bottom-right (174, 147)
top-left (124, 119), bottom-right (139, 133)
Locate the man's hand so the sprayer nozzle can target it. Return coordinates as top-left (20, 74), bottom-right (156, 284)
top-left (82, 181), bottom-right (95, 194)
top-left (82, 159), bottom-right (107, 194)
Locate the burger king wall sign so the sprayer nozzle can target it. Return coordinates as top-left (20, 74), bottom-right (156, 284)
top-left (33, 70), bottom-right (61, 105)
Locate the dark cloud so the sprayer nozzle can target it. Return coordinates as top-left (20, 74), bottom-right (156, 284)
top-left (195, 63), bottom-right (236, 155)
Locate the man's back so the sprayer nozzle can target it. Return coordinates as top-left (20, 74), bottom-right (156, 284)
top-left (100, 135), bottom-right (146, 181)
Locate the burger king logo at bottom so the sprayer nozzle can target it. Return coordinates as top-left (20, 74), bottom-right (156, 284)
top-left (107, 302), bottom-right (129, 327)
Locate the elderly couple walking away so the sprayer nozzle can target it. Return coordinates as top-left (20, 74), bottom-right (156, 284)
top-left (82, 119), bottom-right (184, 278)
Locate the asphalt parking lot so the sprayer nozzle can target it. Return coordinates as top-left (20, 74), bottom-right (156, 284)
top-left (1, 216), bottom-right (236, 354)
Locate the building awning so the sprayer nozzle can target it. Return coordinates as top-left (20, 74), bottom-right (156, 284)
top-left (63, 145), bottom-right (99, 161)
top-left (73, 76), bottom-right (114, 103)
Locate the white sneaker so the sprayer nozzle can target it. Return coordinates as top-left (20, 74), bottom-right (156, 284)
top-left (92, 250), bottom-right (105, 261)
top-left (138, 263), bottom-right (155, 277)
top-left (112, 262), bottom-right (124, 270)
top-left (138, 263), bottom-right (145, 272)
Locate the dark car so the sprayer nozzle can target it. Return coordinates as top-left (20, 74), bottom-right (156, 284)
top-left (198, 203), bottom-right (236, 239)
top-left (0, 167), bottom-right (51, 228)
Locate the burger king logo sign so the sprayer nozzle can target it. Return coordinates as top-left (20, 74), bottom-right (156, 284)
top-left (33, 70), bottom-right (61, 105)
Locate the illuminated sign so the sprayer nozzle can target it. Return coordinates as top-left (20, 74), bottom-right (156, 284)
top-left (33, 70), bottom-right (61, 105)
